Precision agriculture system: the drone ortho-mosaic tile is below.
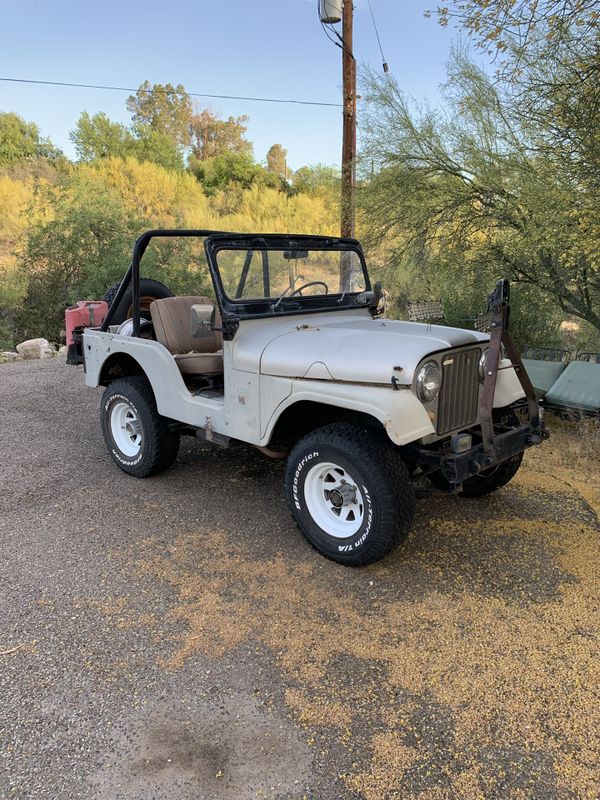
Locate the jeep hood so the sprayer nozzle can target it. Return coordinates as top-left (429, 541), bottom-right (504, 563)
top-left (234, 315), bottom-right (488, 385)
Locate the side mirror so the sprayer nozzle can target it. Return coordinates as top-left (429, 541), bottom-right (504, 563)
top-left (190, 304), bottom-right (215, 338)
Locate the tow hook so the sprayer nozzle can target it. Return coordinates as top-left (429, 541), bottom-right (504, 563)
top-left (472, 455), bottom-right (494, 474)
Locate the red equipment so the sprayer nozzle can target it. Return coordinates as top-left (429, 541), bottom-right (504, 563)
top-left (65, 301), bottom-right (108, 346)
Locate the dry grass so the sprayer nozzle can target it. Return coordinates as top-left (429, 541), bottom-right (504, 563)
top-left (92, 421), bottom-right (600, 799)
top-left (544, 412), bottom-right (600, 470)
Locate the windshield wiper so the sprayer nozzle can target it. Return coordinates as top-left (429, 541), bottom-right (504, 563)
top-left (271, 276), bottom-right (305, 311)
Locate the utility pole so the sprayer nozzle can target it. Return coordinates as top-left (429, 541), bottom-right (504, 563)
top-left (341, 0), bottom-right (356, 239)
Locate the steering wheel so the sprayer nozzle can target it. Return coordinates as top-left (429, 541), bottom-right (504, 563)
top-left (289, 281), bottom-right (329, 297)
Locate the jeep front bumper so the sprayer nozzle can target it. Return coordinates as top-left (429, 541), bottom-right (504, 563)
top-left (409, 420), bottom-right (547, 486)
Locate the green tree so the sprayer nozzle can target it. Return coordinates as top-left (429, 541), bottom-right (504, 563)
top-left (19, 180), bottom-right (140, 342)
top-left (190, 150), bottom-right (273, 194)
top-left (189, 109), bottom-right (252, 160)
top-left (292, 164), bottom-right (340, 196)
top-left (360, 55), bottom-right (600, 338)
top-left (266, 143), bottom-right (288, 179)
top-left (0, 112), bottom-right (62, 168)
top-left (430, 1), bottom-right (600, 59)
top-left (69, 111), bottom-right (134, 161)
top-left (126, 81), bottom-right (192, 149)
top-left (133, 129), bottom-right (184, 172)
top-left (70, 111), bottom-right (184, 170)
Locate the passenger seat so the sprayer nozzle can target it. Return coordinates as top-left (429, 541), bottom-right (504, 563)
top-left (150, 296), bottom-right (223, 376)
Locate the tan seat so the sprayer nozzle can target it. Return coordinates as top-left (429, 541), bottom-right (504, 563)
top-left (150, 296), bottom-right (223, 376)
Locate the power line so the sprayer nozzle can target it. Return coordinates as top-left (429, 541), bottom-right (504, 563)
top-left (0, 76), bottom-right (342, 108)
top-left (317, 1), bottom-right (353, 59)
top-left (366, 0), bottom-right (389, 72)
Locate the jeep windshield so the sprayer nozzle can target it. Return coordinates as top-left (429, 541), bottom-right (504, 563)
top-left (205, 234), bottom-right (371, 317)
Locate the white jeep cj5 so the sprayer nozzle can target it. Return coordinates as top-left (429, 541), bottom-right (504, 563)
top-left (67, 230), bottom-right (546, 566)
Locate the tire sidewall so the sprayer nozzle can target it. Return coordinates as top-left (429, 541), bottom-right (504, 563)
top-left (288, 443), bottom-right (381, 561)
top-left (102, 389), bottom-right (150, 474)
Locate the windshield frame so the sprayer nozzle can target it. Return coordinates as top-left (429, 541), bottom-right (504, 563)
top-left (204, 233), bottom-right (372, 320)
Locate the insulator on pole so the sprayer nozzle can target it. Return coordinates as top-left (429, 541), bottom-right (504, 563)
top-left (319, 0), bottom-right (342, 24)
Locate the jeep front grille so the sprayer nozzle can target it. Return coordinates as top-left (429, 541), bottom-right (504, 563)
top-left (436, 348), bottom-right (480, 435)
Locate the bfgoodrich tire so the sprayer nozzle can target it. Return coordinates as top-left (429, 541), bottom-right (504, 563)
top-left (101, 376), bottom-right (180, 477)
top-left (103, 278), bottom-right (174, 325)
top-left (284, 423), bottom-right (414, 566)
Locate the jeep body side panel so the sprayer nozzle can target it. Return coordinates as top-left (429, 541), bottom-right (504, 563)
top-left (84, 330), bottom-right (285, 446)
top-left (83, 330), bottom-right (229, 428)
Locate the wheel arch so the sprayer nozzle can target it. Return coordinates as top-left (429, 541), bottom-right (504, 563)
top-left (98, 352), bottom-right (146, 387)
top-left (266, 399), bottom-right (387, 449)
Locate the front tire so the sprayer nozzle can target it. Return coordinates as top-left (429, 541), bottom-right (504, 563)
top-left (101, 376), bottom-right (179, 477)
top-left (284, 424), bottom-right (414, 566)
top-left (431, 407), bottom-right (524, 497)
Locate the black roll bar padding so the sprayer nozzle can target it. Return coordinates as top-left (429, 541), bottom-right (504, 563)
top-left (99, 229), bottom-right (227, 336)
top-left (100, 264), bottom-right (132, 331)
top-left (236, 249), bottom-right (254, 298)
top-left (261, 250), bottom-right (270, 299)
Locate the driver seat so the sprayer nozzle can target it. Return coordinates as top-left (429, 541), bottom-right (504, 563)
top-left (150, 296), bottom-right (223, 376)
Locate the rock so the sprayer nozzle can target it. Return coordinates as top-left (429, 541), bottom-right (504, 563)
top-left (0, 351), bottom-right (22, 364)
top-left (15, 338), bottom-right (57, 360)
top-left (58, 345), bottom-right (67, 355)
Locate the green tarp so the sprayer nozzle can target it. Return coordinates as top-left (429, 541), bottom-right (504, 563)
top-left (544, 361), bottom-right (600, 413)
top-left (522, 359), bottom-right (567, 399)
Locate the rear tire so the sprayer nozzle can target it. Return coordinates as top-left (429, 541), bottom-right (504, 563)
top-left (101, 376), bottom-right (179, 477)
top-left (103, 278), bottom-right (174, 325)
top-left (284, 423), bottom-right (414, 566)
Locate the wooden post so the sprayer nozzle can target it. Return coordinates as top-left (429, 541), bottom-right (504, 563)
top-left (341, 0), bottom-right (356, 239)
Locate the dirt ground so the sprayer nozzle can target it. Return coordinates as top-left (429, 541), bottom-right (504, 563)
top-left (0, 358), bottom-right (598, 800)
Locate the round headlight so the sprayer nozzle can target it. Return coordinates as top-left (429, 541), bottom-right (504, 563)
top-left (416, 361), bottom-right (442, 402)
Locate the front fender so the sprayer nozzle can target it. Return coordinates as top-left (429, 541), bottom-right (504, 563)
top-left (493, 359), bottom-right (526, 407)
top-left (261, 380), bottom-right (435, 447)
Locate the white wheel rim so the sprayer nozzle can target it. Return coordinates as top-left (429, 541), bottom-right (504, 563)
top-left (304, 461), bottom-right (365, 538)
top-left (110, 401), bottom-right (143, 457)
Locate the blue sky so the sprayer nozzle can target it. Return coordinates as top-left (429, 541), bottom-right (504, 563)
top-left (1, 0), bottom-right (458, 169)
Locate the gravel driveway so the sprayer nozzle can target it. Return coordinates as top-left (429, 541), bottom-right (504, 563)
top-left (1, 358), bottom-right (598, 800)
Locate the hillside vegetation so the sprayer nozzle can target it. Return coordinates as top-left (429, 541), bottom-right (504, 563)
top-left (0, 95), bottom-right (340, 347)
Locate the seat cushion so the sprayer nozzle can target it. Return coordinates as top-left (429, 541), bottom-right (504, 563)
top-left (174, 352), bottom-right (224, 376)
top-left (150, 296), bottom-right (222, 355)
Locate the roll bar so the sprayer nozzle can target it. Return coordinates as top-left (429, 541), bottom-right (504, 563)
top-left (100, 229), bottom-right (227, 337)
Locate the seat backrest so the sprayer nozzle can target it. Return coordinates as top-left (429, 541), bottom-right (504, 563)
top-left (150, 296), bottom-right (222, 355)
